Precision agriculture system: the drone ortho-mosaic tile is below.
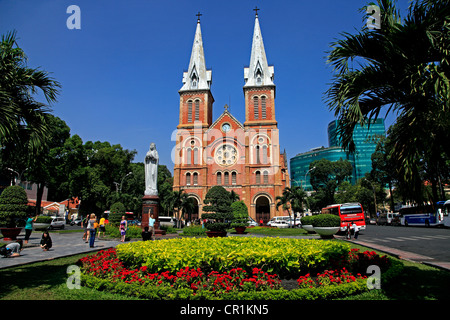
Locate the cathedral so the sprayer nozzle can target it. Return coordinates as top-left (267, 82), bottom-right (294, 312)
top-left (173, 10), bottom-right (290, 224)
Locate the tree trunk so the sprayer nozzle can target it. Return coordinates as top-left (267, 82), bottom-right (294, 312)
top-left (35, 183), bottom-right (45, 215)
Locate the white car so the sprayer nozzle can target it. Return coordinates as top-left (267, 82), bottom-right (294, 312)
top-left (271, 221), bottom-right (289, 228)
top-left (248, 217), bottom-right (258, 227)
top-left (49, 217), bottom-right (65, 229)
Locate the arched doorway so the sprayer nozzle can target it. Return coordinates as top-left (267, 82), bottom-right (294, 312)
top-left (187, 196), bottom-right (199, 223)
top-left (255, 195), bottom-right (270, 225)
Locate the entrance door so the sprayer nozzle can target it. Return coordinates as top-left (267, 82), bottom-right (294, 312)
top-left (255, 196), bottom-right (270, 225)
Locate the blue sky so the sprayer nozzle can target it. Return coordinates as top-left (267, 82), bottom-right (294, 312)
top-left (0, 0), bottom-right (410, 172)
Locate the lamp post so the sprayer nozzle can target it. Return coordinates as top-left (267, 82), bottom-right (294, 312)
top-left (114, 172), bottom-right (133, 193)
top-left (6, 167), bottom-right (28, 186)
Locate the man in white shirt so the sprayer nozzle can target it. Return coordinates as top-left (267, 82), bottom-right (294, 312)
top-left (352, 222), bottom-right (360, 239)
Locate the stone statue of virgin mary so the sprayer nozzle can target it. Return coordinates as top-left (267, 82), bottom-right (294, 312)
top-left (144, 142), bottom-right (159, 196)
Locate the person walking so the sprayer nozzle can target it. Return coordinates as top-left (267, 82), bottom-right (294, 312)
top-left (40, 230), bottom-right (52, 251)
top-left (119, 216), bottom-right (127, 242)
top-left (87, 213), bottom-right (97, 248)
top-left (346, 222), bottom-right (351, 239)
top-left (24, 214), bottom-right (37, 244)
top-left (82, 215), bottom-right (89, 242)
top-left (148, 214), bottom-right (155, 240)
top-left (98, 215), bottom-right (106, 239)
top-left (352, 222), bottom-right (360, 240)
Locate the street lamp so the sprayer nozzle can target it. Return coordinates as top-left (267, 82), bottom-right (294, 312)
top-left (114, 172), bottom-right (133, 193)
top-left (304, 166), bottom-right (316, 192)
top-left (6, 167), bottom-right (28, 186)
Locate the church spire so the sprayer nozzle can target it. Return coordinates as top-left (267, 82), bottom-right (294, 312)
top-left (244, 8), bottom-right (274, 88)
top-left (180, 13), bottom-right (212, 92)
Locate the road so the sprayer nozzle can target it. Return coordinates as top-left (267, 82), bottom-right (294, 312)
top-left (345, 224), bottom-right (450, 267)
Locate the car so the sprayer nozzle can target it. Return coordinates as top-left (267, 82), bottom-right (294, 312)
top-left (49, 216), bottom-right (65, 229)
top-left (271, 221), bottom-right (289, 228)
top-left (127, 219), bottom-right (141, 226)
top-left (248, 217), bottom-right (258, 227)
top-left (267, 216), bottom-right (290, 226)
top-left (70, 218), bottom-right (83, 226)
top-left (159, 216), bottom-right (178, 228)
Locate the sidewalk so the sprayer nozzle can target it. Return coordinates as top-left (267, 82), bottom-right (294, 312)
top-left (344, 237), bottom-right (450, 272)
top-left (0, 231), bottom-right (124, 269)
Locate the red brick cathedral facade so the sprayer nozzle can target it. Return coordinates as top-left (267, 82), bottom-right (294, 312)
top-left (173, 12), bottom-right (289, 223)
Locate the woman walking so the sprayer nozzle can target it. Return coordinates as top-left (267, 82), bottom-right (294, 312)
top-left (87, 213), bottom-right (97, 248)
top-left (119, 216), bottom-right (127, 242)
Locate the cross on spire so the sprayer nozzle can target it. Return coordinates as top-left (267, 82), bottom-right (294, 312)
top-left (253, 6), bottom-right (260, 17)
top-left (196, 12), bottom-right (202, 23)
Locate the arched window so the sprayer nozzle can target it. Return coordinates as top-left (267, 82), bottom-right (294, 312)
top-left (255, 145), bottom-right (260, 164)
top-left (186, 148), bottom-right (191, 165)
top-left (261, 96), bottom-right (266, 119)
top-left (186, 172), bottom-right (191, 186)
top-left (193, 172), bottom-right (198, 185)
top-left (255, 171), bottom-right (261, 184)
top-left (193, 148), bottom-right (199, 165)
top-left (231, 172), bottom-right (237, 185)
top-left (194, 100), bottom-right (200, 121)
top-left (224, 172), bottom-right (229, 185)
top-left (253, 96), bottom-right (259, 119)
top-left (262, 145), bottom-right (268, 164)
top-left (263, 171), bottom-right (269, 184)
top-left (217, 172), bottom-right (222, 185)
top-left (187, 101), bottom-right (193, 122)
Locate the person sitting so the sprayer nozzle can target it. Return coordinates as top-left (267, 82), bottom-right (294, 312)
top-left (142, 226), bottom-right (152, 241)
top-left (40, 231), bottom-right (53, 251)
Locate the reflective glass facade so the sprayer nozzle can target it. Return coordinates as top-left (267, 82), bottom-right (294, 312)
top-left (290, 119), bottom-right (385, 190)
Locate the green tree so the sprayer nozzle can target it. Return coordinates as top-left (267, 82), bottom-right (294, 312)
top-left (109, 202), bottom-right (126, 226)
top-left (0, 185), bottom-right (28, 227)
top-left (326, 0), bottom-right (450, 204)
top-left (230, 201), bottom-right (249, 228)
top-left (202, 186), bottom-right (233, 233)
top-left (0, 31), bottom-right (60, 153)
top-left (276, 186), bottom-right (306, 227)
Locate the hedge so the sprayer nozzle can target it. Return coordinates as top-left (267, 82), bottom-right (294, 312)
top-left (116, 237), bottom-right (351, 278)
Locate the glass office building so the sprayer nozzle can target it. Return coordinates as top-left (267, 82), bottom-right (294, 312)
top-left (290, 119), bottom-right (385, 190)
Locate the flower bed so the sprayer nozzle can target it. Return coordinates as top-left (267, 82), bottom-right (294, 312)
top-left (115, 237), bottom-right (351, 278)
top-left (78, 247), bottom-right (379, 299)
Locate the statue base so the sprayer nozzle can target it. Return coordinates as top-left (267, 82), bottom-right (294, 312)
top-left (142, 195), bottom-right (166, 235)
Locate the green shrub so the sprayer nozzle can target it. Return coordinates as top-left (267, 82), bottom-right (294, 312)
top-left (116, 237), bottom-right (351, 278)
top-left (105, 223), bottom-right (142, 239)
top-left (311, 214), bottom-right (341, 227)
top-left (35, 216), bottom-right (53, 223)
top-left (109, 202), bottom-right (126, 225)
top-left (231, 201), bottom-right (249, 228)
top-left (300, 215), bottom-right (314, 225)
top-left (0, 185), bottom-right (28, 227)
top-left (181, 225), bottom-right (206, 236)
top-left (202, 186), bottom-right (233, 233)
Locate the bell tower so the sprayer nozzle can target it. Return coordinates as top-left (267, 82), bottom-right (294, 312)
top-left (178, 13), bottom-right (214, 129)
top-left (243, 8), bottom-right (276, 127)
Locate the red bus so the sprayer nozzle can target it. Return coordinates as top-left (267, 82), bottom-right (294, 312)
top-left (321, 203), bottom-right (366, 232)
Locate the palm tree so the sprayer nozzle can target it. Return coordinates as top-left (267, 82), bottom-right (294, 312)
top-left (0, 30), bottom-right (61, 154)
top-left (325, 0), bottom-right (450, 203)
top-left (276, 186), bottom-right (306, 227)
top-left (171, 189), bottom-right (195, 228)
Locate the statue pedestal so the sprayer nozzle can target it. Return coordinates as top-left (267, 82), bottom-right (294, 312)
top-left (142, 195), bottom-right (166, 235)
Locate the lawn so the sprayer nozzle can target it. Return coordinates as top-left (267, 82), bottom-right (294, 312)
top-left (1, 241), bottom-right (449, 300)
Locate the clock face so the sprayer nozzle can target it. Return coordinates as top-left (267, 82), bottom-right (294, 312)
top-left (222, 123), bottom-right (231, 133)
top-left (214, 144), bottom-right (238, 166)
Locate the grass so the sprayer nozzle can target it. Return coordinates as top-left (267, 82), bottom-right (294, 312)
top-left (1, 241), bottom-right (449, 300)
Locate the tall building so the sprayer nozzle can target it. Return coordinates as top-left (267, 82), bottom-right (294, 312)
top-left (290, 119), bottom-right (385, 190)
top-left (173, 11), bottom-right (289, 223)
